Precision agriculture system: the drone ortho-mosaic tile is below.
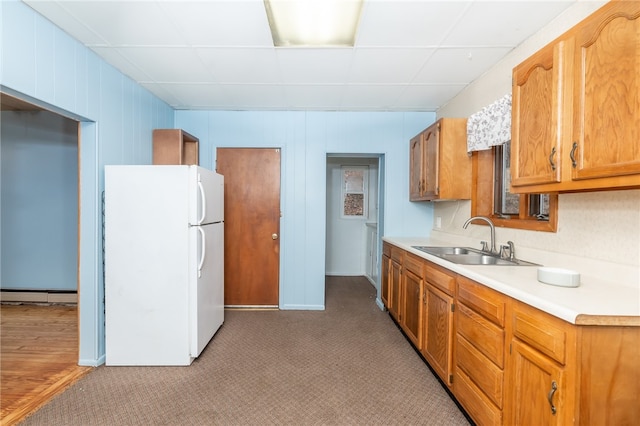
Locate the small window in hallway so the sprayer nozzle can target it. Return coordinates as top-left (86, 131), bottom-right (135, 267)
top-left (342, 166), bottom-right (368, 218)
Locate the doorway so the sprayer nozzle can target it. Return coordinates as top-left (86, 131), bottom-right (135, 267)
top-left (0, 93), bottom-right (78, 297)
top-left (216, 148), bottom-right (281, 307)
top-left (325, 154), bottom-right (383, 294)
top-left (0, 92), bottom-right (85, 421)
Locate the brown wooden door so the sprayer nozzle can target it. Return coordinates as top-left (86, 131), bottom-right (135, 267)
top-left (216, 148), bottom-right (281, 306)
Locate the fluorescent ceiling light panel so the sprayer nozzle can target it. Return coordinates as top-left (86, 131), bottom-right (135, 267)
top-left (265, 0), bottom-right (363, 47)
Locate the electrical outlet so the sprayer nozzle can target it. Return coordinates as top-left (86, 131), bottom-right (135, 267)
top-left (436, 216), bottom-right (442, 229)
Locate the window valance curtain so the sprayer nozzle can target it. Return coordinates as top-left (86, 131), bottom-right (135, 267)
top-left (466, 93), bottom-right (512, 152)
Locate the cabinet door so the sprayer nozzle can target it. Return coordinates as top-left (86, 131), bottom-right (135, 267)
top-left (401, 268), bottom-right (424, 350)
top-left (422, 284), bottom-right (454, 386)
top-left (409, 134), bottom-right (424, 200)
top-left (381, 254), bottom-right (390, 308)
top-left (511, 42), bottom-right (565, 187)
top-left (422, 123), bottom-right (440, 199)
top-left (509, 340), bottom-right (565, 426)
top-left (389, 259), bottom-right (402, 321)
top-left (571, 3), bottom-right (640, 181)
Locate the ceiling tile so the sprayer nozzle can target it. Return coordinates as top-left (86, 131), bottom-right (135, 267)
top-left (158, 1), bottom-right (273, 47)
top-left (276, 49), bottom-right (354, 84)
top-left (139, 82), bottom-right (183, 107)
top-left (394, 84), bottom-right (467, 111)
top-left (218, 85), bottom-right (288, 109)
top-left (414, 47), bottom-right (512, 84)
top-left (284, 85), bottom-right (346, 110)
top-left (356, 1), bottom-right (470, 46)
top-left (24, 1), bottom-right (107, 45)
top-left (342, 85), bottom-right (406, 110)
top-left (91, 47), bottom-right (153, 82)
top-left (195, 48), bottom-right (281, 84)
top-left (443, 1), bottom-right (574, 46)
top-left (20, 0), bottom-right (583, 111)
top-left (54, 1), bottom-right (187, 46)
top-left (350, 48), bottom-right (435, 84)
top-left (115, 47), bottom-right (213, 82)
top-left (160, 83), bottom-right (232, 109)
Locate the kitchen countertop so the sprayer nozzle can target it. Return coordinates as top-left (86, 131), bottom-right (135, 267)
top-left (383, 236), bottom-right (640, 326)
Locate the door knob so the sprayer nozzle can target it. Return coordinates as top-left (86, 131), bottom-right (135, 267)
top-left (272, 233), bottom-right (278, 240)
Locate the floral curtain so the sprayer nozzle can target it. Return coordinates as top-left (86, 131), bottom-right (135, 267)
top-left (466, 93), bottom-right (512, 152)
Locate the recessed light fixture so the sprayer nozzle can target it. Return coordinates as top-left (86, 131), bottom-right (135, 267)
top-left (264, 0), bottom-right (364, 47)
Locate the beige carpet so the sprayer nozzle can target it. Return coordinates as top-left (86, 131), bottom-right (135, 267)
top-left (20, 276), bottom-right (470, 425)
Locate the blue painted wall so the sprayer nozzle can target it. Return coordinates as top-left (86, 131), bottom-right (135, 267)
top-left (176, 111), bottom-right (436, 310)
top-left (1, 111), bottom-right (78, 291)
top-left (1, 0), bottom-right (174, 365)
top-left (1, 0), bottom-right (436, 364)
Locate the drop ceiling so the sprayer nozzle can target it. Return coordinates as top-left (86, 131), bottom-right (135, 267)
top-left (22, 0), bottom-right (574, 112)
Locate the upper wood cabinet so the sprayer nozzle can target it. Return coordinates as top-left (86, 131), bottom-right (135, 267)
top-left (510, 1), bottom-right (640, 193)
top-left (152, 129), bottom-right (199, 165)
top-left (409, 118), bottom-right (471, 201)
top-left (511, 40), bottom-right (566, 187)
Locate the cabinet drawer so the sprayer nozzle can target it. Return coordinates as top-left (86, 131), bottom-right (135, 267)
top-left (457, 276), bottom-right (506, 327)
top-left (512, 302), bottom-right (572, 365)
top-left (456, 334), bottom-right (504, 409)
top-left (455, 369), bottom-right (502, 426)
top-left (457, 302), bottom-right (505, 368)
top-left (391, 246), bottom-right (404, 263)
top-left (382, 242), bottom-right (391, 257)
top-left (404, 253), bottom-right (424, 276)
top-left (425, 262), bottom-right (455, 295)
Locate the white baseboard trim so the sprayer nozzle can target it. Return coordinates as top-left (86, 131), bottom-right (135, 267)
top-left (0, 290), bottom-right (77, 304)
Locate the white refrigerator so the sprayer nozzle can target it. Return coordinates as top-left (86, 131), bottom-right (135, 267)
top-left (105, 165), bottom-right (224, 366)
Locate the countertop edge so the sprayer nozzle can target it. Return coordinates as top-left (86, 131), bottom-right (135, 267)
top-left (383, 236), bottom-right (640, 327)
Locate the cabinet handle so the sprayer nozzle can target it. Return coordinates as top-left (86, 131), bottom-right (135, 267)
top-left (547, 380), bottom-right (558, 415)
top-left (570, 142), bottom-right (578, 168)
top-left (548, 147), bottom-right (557, 171)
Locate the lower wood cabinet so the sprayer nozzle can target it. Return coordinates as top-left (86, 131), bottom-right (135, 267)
top-left (381, 243), bottom-right (391, 308)
top-left (389, 247), bottom-right (403, 321)
top-left (455, 276), bottom-right (507, 426)
top-left (401, 253), bottom-right (425, 350)
top-left (423, 283), bottom-right (454, 386)
top-left (506, 301), bottom-right (576, 426)
top-left (380, 242), bottom-right (639, 426)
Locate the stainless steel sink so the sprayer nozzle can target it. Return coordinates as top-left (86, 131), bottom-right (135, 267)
top-left (411, 246), bottom-right (538, 266)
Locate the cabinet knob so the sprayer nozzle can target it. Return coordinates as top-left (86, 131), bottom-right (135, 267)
top-left (272, 233), bottom-right (278, 240)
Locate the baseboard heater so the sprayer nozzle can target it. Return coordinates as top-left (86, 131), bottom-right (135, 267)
top-left (0, 290), bottom-right (77, 304)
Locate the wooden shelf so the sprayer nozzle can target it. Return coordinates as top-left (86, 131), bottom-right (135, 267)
top-left (152, 129), bottom-right (199, 165)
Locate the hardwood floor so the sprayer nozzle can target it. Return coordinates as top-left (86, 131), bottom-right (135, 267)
top-left (0, 304), bottom-right (92, 426)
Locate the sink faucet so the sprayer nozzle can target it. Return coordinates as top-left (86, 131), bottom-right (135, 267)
top-left (463, 216), bottom-right (497, 254)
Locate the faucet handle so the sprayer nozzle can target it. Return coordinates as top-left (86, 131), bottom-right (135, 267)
top-left (480, 241), bottom-right (490, 252)
top-left (500, 241), bottom-right (516, 260)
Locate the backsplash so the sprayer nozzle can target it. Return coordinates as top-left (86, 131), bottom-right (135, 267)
top-left (433, 189), bottom-right (640, 268)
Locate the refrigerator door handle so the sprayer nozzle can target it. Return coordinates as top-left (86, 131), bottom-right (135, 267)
top-left (197, 180), bottom-right (206, 225)
top-left (197, 226), bottom-right (206, 278)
